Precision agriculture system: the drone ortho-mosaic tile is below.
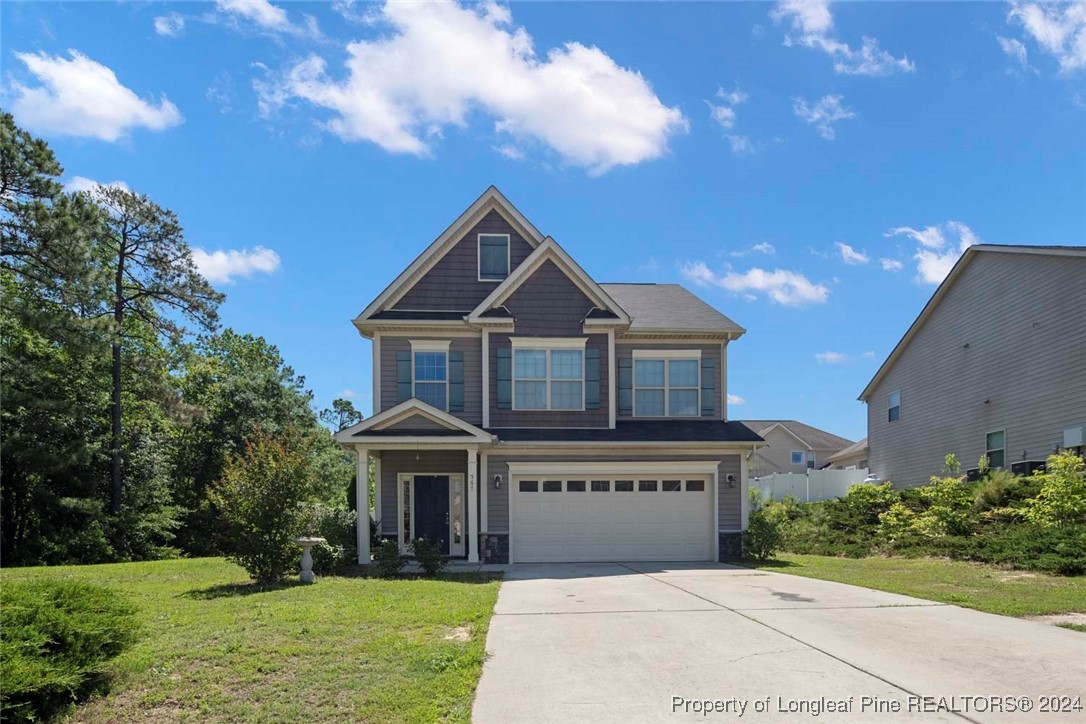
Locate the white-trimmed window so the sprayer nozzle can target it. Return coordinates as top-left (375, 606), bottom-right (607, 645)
top-left (633, 350), bottom-right (700, 417)
top-left (790, 451), bottom-right (805, 466)
top-left (888, 390), bottom-right (901, 422)
top-left (512, 337), bottom-right (585, 411)
top-left (985, 430), bottom-right (1006, 469)
top-left (478, 233), bottom-right (510, 281)
top-left (410, 340), bottom-right (450, 410)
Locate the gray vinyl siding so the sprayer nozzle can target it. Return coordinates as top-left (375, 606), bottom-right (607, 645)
top-left (867, 251), bottom-right (1086, 487)
top-left (381, 415), bottom-right (454, 432)
top-left (379, 336), bottom-right (482, 425)
top-left (378, 450), bottom-right (469, 536)
top-left (488, 260), bottom-right (610, 428)
top-left (485, 453), bottom-right (743, 532)
top-left (393, 209), bottom-right (534, 311)
top-left (615, 343), bottom-right (723, 420)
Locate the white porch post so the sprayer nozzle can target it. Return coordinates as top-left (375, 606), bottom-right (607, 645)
top-left (356, 447), bottom-right (371, 564)
top-left (741, 451), bottom-right (751, 530)
top-left (467, 448), bottom-right (479, 563)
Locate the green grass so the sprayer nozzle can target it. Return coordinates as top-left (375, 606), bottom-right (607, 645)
top-left (0, 558), bottom-right (501, 723)
top-left (747, 554), bottom-right (1086, 618)
top-left (1058, 623), bottom-right (1086, 633)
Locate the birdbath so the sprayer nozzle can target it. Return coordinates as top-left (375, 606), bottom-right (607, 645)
top-left (294, 537), bottom-right (326, 584)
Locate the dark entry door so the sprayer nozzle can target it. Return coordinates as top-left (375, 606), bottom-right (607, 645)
top-left (413, 476), bottom-right (450, 554)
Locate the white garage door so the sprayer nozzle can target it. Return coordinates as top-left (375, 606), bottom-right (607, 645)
top-left (511, 475), bottom-right (713, 563)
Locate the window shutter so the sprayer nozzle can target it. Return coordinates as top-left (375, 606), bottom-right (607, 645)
top-left (496, 347), bottom-right (512, 410)
top-left (617, 357), bottom-right (633, 416)
top-left (396, 350), bottom-right (412, 403)
top-left (585, 347), bottom-right (600, 409)
top-left (700, 357), bottom-right (715, 417)
top-left (448, 350), bottom-right (464, 412)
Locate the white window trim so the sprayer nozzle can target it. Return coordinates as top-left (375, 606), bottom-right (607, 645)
top-left (409, 340), bottom-right (451, 411)
top-left (396, 473), bottom-right (466, 556)
top-left (477, 233), bottom-right (511, 282)
top-left (511, 342), bottom-right (586, 412)
top-left (632, 350), bottom-right (702, 418)
top-left (985, 428), bottom-right (1007, 469)
top-left (888, 389), bottom-right (901, 422)
top-left (790, 450), bottom-right (805, 466)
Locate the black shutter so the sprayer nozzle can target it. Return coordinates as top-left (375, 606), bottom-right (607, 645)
top-left (448, 350), bottom-right (464, 412)
top-left (617, 356), bottom-right (633, 416)
top-left (496, 347), bottom-right (512, 410)
top-left (396, 350), bottom-right (412, 403)
top-left (585, 347), bottom-right (600, 409)
top-left (701, 357), bottom-right (715, 417)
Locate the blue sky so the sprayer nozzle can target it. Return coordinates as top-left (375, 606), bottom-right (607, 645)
top-left (3, 0), bottom-right (1084, 441)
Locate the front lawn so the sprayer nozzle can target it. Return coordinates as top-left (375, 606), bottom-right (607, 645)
top-left (747, 553), bottom-right (1086, 618)
top-left (0, 558), bottom-right (501, 722)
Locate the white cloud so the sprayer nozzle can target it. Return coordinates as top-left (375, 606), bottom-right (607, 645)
top-left (716, 87), bottom-right (749, 106)
top-left (861, 350), bottom-right (876, 358)
top-left (680, 262), bottom-right (829, 306)
top-left (997, 35), bottom-right (1031, 69)
top-left (192, 246), bottom-right (281, 284)
top-left (338, 389), bottom-right (358, 399)
top-left (729, 242), bottom-right (776, 257)
top-left (725, 134), bottom-right (755, 155)
top-left (771, 0), bottom-right (915, 76)
top-left (154, 13), bottom-right (185, 37)
top-left (707, 103), bottom-right (738, 129)
top-left (727, 394), bottom-right (747, 405)
top-left (815, 351), bottom-right (848, 364)
top-left (708, 85), bottom-right (752, 153)
top-left (216, 0), bottom-right (285, 31)
top-left (63, 176), bottom-right (130, 195)
top-left (886, 221), bottom-right (981, 284)
top-left (793, 94), bottom-right (855, 140)
top-left (256, 1), bottom-right (686, 174)
top-left (9, 50), bottom-right (183, 142)
top-left (880, 258), bottom-right (904, 271)
top-left (1007, 1), bottom-right (1086, 73)
top-left (835, 241), bottom-right (869, 265)
top-left (493, 143), bottom-right (525, 161)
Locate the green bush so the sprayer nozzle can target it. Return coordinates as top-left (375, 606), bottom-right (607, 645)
top-left (1024, 452), bottom-right (1086, 528)
top-left (844, 483), bottom-right (898, 525)
top-left (411, 537), bottom-right (448, 576)
top-left (744, 492), bottom-right (783, 560)
top-left (210, 427), bottom-right (323, 583)
top-left (305, 505), bottom-right (357, 573)
top-left (1, 580), bottom-right (140, 722)
top-left (373, 540), bottom-right (404, 578)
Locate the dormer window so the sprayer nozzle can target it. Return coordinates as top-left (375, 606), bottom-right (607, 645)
top-left (478, 234), bottom-right (510, 281)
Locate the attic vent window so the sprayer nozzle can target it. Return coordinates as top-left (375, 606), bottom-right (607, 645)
top-left (478, 234), bottom-right (510, 281)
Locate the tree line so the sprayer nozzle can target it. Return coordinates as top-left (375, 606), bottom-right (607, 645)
top-left (1, 111), bottom-right (360, 566)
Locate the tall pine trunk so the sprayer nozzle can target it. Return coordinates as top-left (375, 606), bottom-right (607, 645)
top-left (110, 251), bottom-right (125, 514)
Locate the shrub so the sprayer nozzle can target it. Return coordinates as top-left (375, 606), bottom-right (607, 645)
top-left (1, 580), bottom-right (140, 722)
top-left (844, 482), bottom-right (898, 525)
top-left (411, 537), bottom-right (449, 576)
top-left (973, 469), bottom-right (1019, 512)
top-left (1023, 451), bottom-right (1086, 528)
top-left (878, 501), bottom-right (919, 544)
top-left (305, 505), bottom-right (357, 573)
top-left (373, 540), bottom-right (404, 578)
top-left (210, 427), bottom-right (323, 583)
top-left (744, 492), bottom-right (783, 560)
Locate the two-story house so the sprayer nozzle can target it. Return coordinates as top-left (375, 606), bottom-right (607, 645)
top-left (335, 187), bottom-right (762, 564)
top-left (860, 244), bottom-right (1086, 486)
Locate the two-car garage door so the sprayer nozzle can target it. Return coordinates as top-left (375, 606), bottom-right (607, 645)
top-left (510, 473), bottom-right (714, 563)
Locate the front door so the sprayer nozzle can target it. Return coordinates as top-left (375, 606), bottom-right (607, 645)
top-left (413, 475), bottom-right (450, 554)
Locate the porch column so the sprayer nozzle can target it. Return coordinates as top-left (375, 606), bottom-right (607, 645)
top-left (356, 447), bottom-right (371, 564)
top-left (467, 448), bottom-right (479, 563)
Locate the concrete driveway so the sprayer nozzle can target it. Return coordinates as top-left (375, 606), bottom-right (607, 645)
top-left (473, 563), bottom-right (1085, 723)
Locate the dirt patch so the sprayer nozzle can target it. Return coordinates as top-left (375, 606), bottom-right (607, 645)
top-left (442, 626), bottom-right (473, 642)
top-left (1025, 613), bottom-right (1086, 626)
top-left (998, 572), bottom-right (1039, 583)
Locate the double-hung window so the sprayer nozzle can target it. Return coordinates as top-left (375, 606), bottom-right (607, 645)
top-left (985, 430), bottom-right (1006, 469)
top-left (633, 350), bottom-right (700, 417)
top-left (478, 234), bottom-right (510, 281)
top-left (888, 390), bottom-right (901, 422)
top-left (512, 338), bottom-right (585, 411)
top-left (410, 341), bottom-right (450, 410)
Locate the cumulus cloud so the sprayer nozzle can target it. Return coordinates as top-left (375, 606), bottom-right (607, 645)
top-left (727, 394), bottom-right (747, 405)
top-left (815, 351), bottom-right (848, 364)
top-left (1007, 1), bottom-right (1086, 73)
top-left (192, 246), bottom-right (281, 284)
top-left (770, 0), bottom-right (914, 76)
top-left (997, 35), bottom-right (1032, 69)
top-left (255, 1), bottom-right (686, 174)
top-left (793, 94), bottom-right (855, 140)
top-left (63, 176), bottom-right (130, 195)
top-left (885, 221), bottom-right (981, 284)
top-left (707, 103), bottom-right (738, 129)
top-left (725, 134), bottom-right (755, 155)
top-left (880, 258), bottom-right (904, 271)
top-left (680, 262), bottom-right (830, 307)
top-left (154, 13), bottom-right (185, 37)
top-left (214, 0), bottom-right (319, 37)
top-left (729, 242), bottom-right (776, 257)
top-left (835, 241), bottom-right (869, 265)
top-left (9, 50), bottom-right (183, 142)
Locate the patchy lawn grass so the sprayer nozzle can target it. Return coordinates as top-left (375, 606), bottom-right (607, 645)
top-left (0, 558), bottom-right (501, 723)
top-left (747, 554), bottom-right (1086, 618)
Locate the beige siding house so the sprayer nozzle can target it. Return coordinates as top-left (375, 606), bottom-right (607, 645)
top-left (860, 245), bottom-right (1086, 486)
top-left (827, 438), bottom-right (868, 470)
top-left (741, 420), bottom-right (853, 476)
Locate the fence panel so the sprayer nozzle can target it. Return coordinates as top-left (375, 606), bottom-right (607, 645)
top-left (752, 469), bottom-right (870, 503)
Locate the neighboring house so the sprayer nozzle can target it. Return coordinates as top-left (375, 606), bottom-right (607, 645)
top-left (860, 245), bottom-right (1086, 487)
top-left (334, 187), bottom-right (762, 564)
top-left (826, 438), bottom-right (869, 470)
top-left (740, 420), bottom-right (853, 476)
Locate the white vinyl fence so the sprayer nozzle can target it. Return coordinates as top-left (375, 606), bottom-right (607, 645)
top-left (752, 468), bottom-right (871, 503)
